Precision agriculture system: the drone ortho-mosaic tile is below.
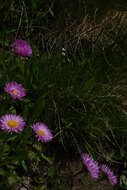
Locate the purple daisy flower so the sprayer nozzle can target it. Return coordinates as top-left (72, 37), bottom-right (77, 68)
top-left (100, 164), bottom-right (117, 185)
top-left (31, 122), bottom-right (53, 143)
top-left (81, 153), bottom-right (99, 179)
top-left (4, 82), bottom-right (26, 100)
top-left (0, 114), bottom-right (25, 133)
top-left (11, 40), bottom-right (32, 57)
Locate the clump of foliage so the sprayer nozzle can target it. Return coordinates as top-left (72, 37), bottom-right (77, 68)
top-left (0, 0), bottom-right (127, 189)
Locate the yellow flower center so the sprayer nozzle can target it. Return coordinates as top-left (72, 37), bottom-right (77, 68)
top-left (12, 90), bottom-right (18, 95)
top-left (37, 129), bottom-right (45, 136)
top-left (7, 120), bottom-right (18, 128)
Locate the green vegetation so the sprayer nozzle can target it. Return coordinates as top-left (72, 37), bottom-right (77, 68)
top-left (0, 0), bottom-right (127, 189)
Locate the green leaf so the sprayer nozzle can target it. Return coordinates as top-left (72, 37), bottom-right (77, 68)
top-left (28, 151), bottom-right (37, 160)
top-left (120, 175), bottom-right (127, 189)
top-left (33, 143), bottom-right (42, 152)
top-left (49, 8), bottom-right (54, 16)
top-left (47, 167), bottom-right (56, 177)
top-left (0, 169), bottom-right (7, 176)
top-left (81, 78), bottom-right (96, 93)
top-left (41, 153), bottom-right (52, 165)
top-left (21, 160), bottom-right (28, 172)
top-left (8, 175), bottom-right (18, 184)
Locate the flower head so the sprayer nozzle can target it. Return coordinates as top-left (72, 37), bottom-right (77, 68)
top-left (11, 40), bottom-right (32, 57)
top-left (0, 114), bottom-right (25, 133)
top-left (31, 122), bottom-right (53, 143)
top-left (81, 153), bottom-right (99, 179)
top-left (4, 82), bottom-right (26, 99)
top-left (100, 164), bottom-right (117, 185)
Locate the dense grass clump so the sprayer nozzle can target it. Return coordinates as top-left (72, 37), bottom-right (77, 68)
top-left (0, 0), bottom-right (127, 189)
